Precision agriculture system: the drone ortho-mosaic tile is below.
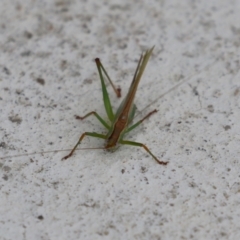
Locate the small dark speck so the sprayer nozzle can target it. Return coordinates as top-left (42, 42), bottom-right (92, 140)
top-left (121, 169), bottom-right (125, 174)
top-left (23, 31), bottom-right (33, 39)
top-left (9, 115), bottom-right (22, 124)
top-left (20, 50), bottom-right (32, 57)
top-left (207, 105), bottom-right (214, 113)
top-left (3, 174), bottom-right (8, 181)
top-left (169, 203), bottom-right (174, 206)
top-left (234, 87), bottom-right (240, 96)
top-left (189, 182), bottom-right (196, 188)
top-left (178, 121), bottom-right (181, 124)
top-left (51, 182), bottom-right (59, 190)
top-left (119, 43), bottom-right (127, 49)
top-left (81, 53), bottom-right (86, 58)
top-left (144, 177), bottom-right (149, 184)
top-left (20, 71), bottom-right (25, 77)
top-left (3, 67), bottom-right (10, 75)
top-left (192, 86), bottom-right (199, 96)
top-left (141, 166), bottom-right (147, 173)
top-left (15, 89), bottom-right (23, 95)
top-left (55, 1), bottom-right (67, 6)
top-left (220, 232), bottom-right (227, 237)
top-left (198, 147), bottom-right (206, 152)
top-left (37, 215), bottom-right (44, 220)
top-left (60, 60), bottom-right (68, 70)
top-left (3, 166), bottom-right (11, 172)
top-left (0, 142), bottom-right (7, 148)
top-left (223, 125), bottom-right (231, 131)
top-left (36, 78), bottom-right (45, 85)
top-left (84, 78), bottom-right (93, 84)
top-left (193, 227), bottom-right (199, 232)
top-left (61, 7), bottom-right (69, 12)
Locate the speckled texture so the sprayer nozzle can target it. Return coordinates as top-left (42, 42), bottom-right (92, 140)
top-left (0, 0), bottom-right (240, 239)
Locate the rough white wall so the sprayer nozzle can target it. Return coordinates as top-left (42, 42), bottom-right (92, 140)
top-left (0, 0), bottom-right (240, 239)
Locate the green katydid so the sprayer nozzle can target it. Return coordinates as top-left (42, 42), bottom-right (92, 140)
top-left (62, 47), bottom-right (168, 165)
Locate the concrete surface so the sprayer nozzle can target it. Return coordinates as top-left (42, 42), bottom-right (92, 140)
top-left (0, 0), bottom-right (240, 239)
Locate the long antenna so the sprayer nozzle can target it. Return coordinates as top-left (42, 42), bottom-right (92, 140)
top-left (0, 147), bottom-right (104, 160)
top-left (137, 57), bottom-right (219, 116)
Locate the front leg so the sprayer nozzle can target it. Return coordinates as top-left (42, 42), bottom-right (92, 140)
top-left (62, 132), bottom-right (107, 160)
top-left (75, 111), bottom-right (110, 129)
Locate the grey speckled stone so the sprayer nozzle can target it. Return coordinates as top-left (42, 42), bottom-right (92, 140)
top-left (0, 0), bottom-right (240, 239)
